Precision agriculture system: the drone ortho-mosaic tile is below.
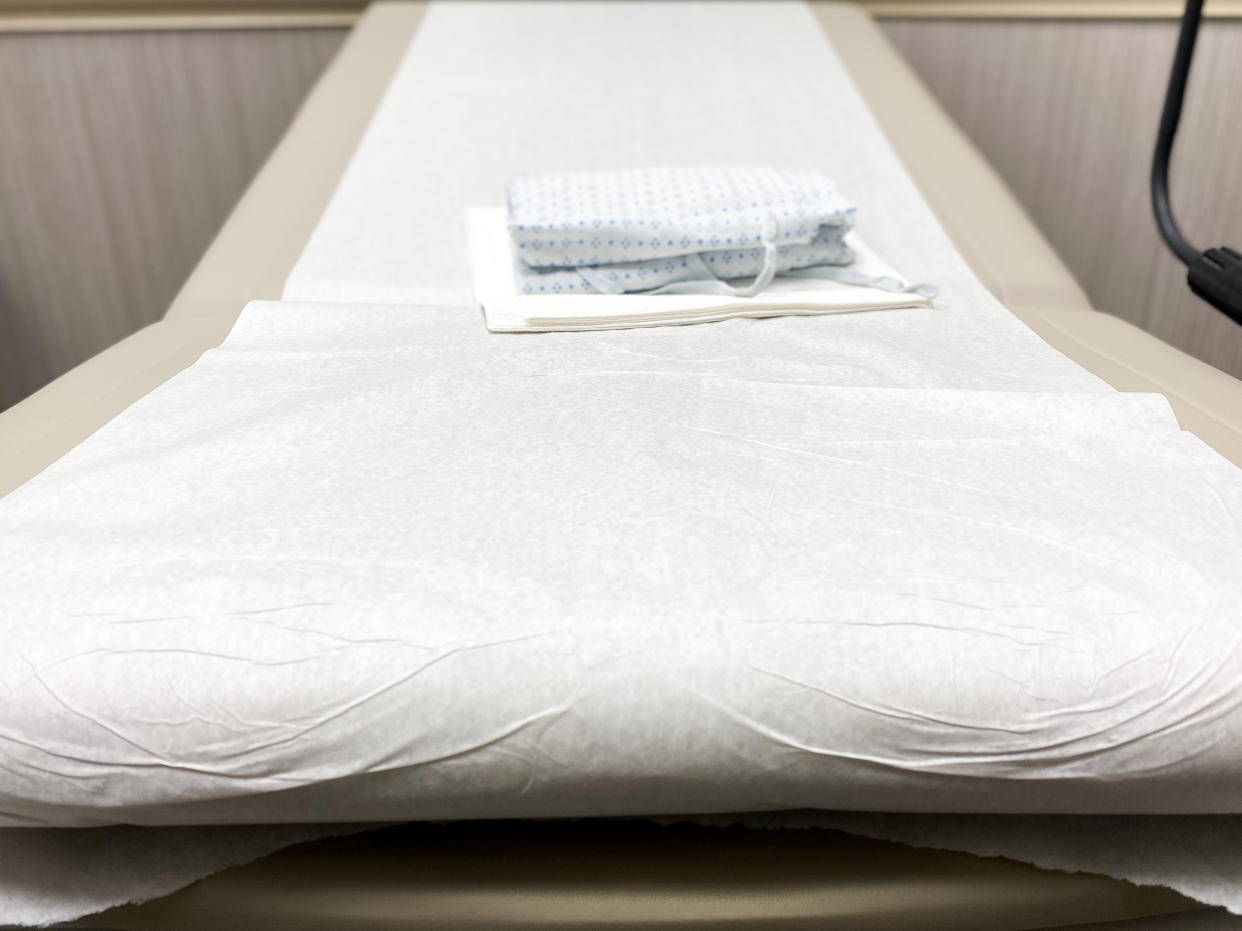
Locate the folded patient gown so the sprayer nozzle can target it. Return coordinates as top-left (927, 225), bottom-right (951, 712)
top-left (508, 165), bottom-right (876, 297)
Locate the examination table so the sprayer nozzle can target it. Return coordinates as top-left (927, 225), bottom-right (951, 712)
top-left (5, 3), bottom-right (1242, 928)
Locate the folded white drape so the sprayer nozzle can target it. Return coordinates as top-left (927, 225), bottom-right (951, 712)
top-left (509, 165), bottom-right (856, 297)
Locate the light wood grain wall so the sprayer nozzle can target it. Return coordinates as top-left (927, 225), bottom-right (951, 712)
top-left (0, 26), bottom-right (345, 409)
top-left (882, 17), bottom-right (1242, 380)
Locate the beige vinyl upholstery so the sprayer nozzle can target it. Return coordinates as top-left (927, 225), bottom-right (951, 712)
top-left (6, 3), bottom-right (1241, 927)
top-left (78, 820), bottom-right (1202, 931)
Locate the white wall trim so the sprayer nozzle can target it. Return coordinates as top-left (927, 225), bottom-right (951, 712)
top-left (863, 0), bottom-right (1242, 18)
top-left (1, 0), bottom-right (1240, 33)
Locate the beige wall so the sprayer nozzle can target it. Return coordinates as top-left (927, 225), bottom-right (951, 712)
top-left (0, 26), bottom-right (345, 409)
top-left (882, 16), bottom-right (1242, 380)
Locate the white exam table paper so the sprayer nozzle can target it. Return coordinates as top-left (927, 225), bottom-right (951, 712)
top-left (4, 301), bottom-right (1242, 831)
top-left (280, 1), bottom-right (1106, 396)
top-left (7, 302), bottom-right (1242, 923)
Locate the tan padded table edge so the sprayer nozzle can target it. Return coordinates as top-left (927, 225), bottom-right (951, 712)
top-left (1024, 305), bottom-right (1242, 465)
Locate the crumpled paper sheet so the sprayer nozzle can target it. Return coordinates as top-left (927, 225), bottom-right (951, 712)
top-left (6, 304), bottom-right (1242, 832)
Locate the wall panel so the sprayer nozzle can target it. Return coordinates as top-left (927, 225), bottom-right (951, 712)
top-left (882, 17), bottom-right (1242, 379)
top-left (0, 26), bottom-right (345, 409)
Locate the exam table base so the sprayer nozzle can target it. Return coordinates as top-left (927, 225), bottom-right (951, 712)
top-left (72, 820), bottom-right (1212, 931)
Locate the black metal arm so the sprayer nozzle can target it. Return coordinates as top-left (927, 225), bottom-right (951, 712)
top-left (1151, 0), bottom-right (1242, 325)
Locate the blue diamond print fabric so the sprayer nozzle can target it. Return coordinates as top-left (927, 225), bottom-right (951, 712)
top-left (507, 165), bottom-right (857, 296)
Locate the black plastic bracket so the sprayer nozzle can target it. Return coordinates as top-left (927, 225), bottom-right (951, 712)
top-left (1188, 247), bottom-right (1242, 327)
